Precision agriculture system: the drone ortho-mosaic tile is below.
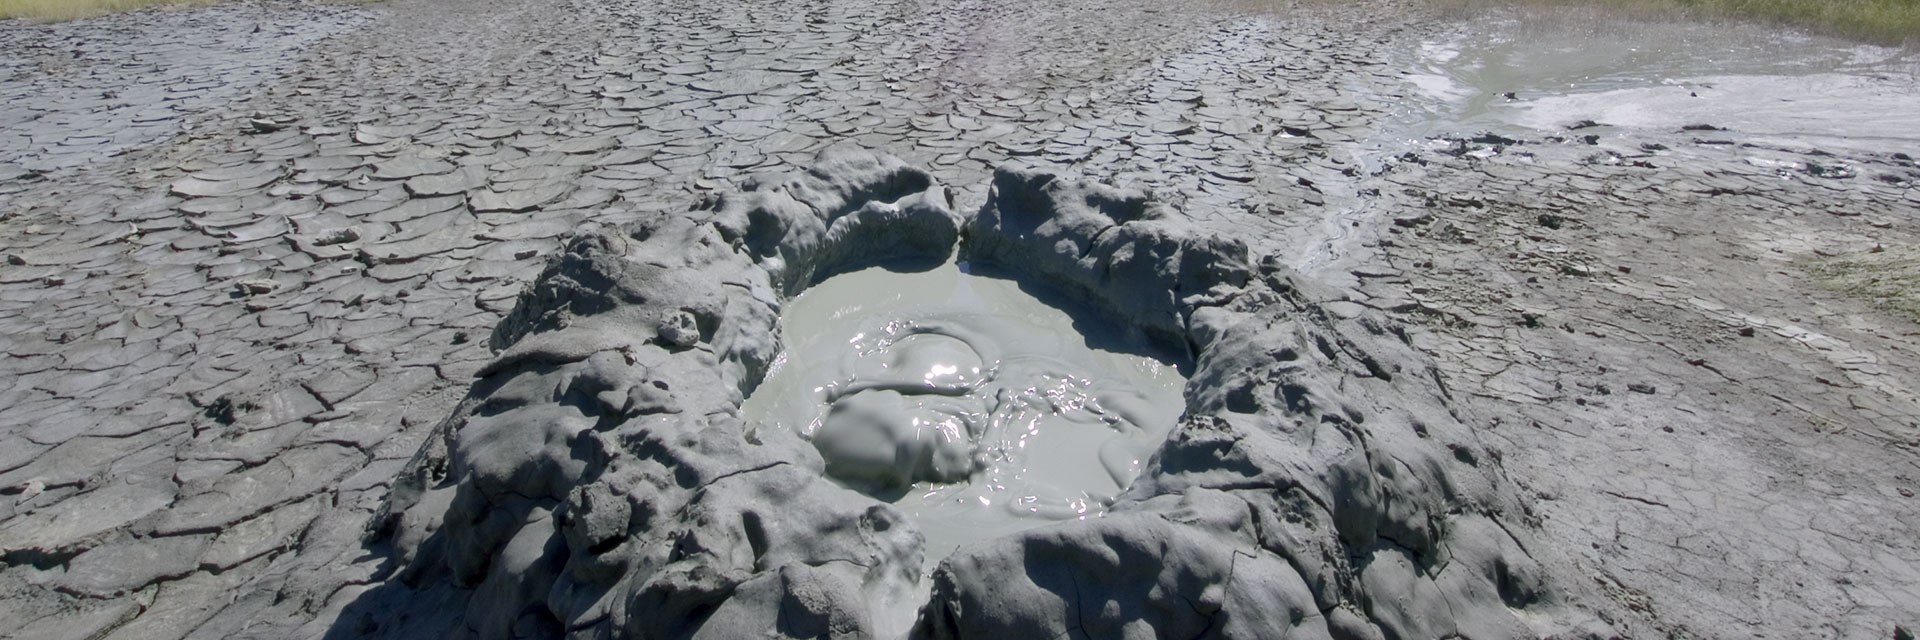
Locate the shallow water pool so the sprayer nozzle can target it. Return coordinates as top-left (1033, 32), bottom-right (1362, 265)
top-left (1390, 13), bottom-right (1920, 149)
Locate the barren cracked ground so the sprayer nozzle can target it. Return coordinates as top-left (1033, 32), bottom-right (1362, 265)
top-left (1, 0), bottom-right (1916, 638)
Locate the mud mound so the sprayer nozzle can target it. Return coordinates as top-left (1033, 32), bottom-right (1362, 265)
top-left (343, 148), bottom-right (1608, 639)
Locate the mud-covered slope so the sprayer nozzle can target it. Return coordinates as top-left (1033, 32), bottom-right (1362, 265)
top-left (926, 164), bottom-right (1606, 639)
top-left (345, 149), bottom-right (954, 638)
top-left (341, 148), bottom-right (1612, 639)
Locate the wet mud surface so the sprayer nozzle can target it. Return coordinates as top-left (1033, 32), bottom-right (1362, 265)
top-left (742, 260), bottom-right (1190, 563)
top-left (1391, 15), bottom-right (1920, 152)
top-left (0, 0), bottom-right (1914, 637)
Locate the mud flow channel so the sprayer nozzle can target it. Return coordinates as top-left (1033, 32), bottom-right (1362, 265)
top-left (740, 259), bottom-right (1188, 563)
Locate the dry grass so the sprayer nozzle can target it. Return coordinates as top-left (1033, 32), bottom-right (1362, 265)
top-left (1809, 247), bottom-right (1920, 324)
top-left (1440, 0), bottom-right (1920, 45)
top-left (0, 0), bottom-right (215, 21)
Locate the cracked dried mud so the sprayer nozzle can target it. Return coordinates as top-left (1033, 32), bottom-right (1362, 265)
top-left (0, 0), bottom-right (1916, 638)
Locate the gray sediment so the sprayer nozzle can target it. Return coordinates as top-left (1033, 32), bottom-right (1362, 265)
top-left (3, 0), bottom-right (1916, 637)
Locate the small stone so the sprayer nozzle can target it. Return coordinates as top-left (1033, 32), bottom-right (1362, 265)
top-left (313, 228), bottom-right (360, 246)
top-left (657, 310), bottom-right (700, 349)
top-left (248, 118), bottom-right (288, 134)
top-left (17, 478), bottom-right (45, 500)
top-left (1628, 383), bottom-right (1657, 394)
top-left (234, 279), bottom-right (278, 296)
top-left (1392, 214), bottom-right (1431, 228)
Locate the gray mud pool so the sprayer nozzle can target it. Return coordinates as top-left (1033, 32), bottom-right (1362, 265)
top-left (741, 259), bottom-right (1188, 563)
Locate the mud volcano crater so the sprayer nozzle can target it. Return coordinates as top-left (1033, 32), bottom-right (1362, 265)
top-left (741, 231), bottom-right (1190, 564)
top-left (352, 148), bottom-right (1609, 639)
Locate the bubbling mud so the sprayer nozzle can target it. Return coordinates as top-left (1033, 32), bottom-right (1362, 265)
top-left (741, 259), bottom-right (1187, 561)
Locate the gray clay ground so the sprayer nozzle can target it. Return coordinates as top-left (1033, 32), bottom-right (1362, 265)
top-left (0, 0), bottom-right (1915, 638)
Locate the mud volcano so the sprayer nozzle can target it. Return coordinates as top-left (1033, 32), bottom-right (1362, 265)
top-left (349, 148), bottom-right (1610, 639)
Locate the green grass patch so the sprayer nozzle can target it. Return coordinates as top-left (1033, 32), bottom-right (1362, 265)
top-left (1808, 247), bottom-right (1920, 323)
top-left (0, 0), bottom-right (215, 21)
top-left (1443, 0), bottom-right (1920, 45)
